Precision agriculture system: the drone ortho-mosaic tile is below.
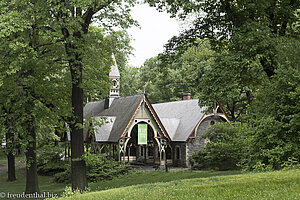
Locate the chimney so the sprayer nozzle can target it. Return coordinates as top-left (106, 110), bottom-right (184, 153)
top-left (182, 93), bottom-right (191, 100)
top-left (104, 97), bottom-right (115, 109)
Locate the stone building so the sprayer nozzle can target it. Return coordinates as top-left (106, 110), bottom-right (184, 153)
top-left (83, 60), bottom-right (230, 167)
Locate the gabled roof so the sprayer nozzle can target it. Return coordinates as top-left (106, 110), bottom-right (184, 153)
top-left (84, 94), bottom-right (144, 142)
top-left (92, 116), bottom-right (116, 142)
top-left (152, 99), bottom-right (207, 141)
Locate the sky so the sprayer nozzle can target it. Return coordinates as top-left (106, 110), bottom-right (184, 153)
top-left (127, 4), bottom-right (180, 67)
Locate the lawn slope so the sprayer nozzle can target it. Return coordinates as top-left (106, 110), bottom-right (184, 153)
top-left (61, 169), bottom-right (300, 200)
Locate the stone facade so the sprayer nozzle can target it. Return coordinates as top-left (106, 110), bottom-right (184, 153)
top-left (186, 116), bottom-right (223, 166)
top-left (171, 142), bottom-right (187, 167)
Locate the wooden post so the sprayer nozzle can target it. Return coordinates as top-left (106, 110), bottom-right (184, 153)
top-left (123, 145), bottom-right (126, 162)
top-left (137, 145), bottom-right (140, 162)
top-left (144, 145), bottom-right (146, 163)
top-left (118, 144), bottom-right (120, 162)
top-left (127, 147), bottom-right (130, 162)
top-left (113, 144), bottom-right (115, 159)
top-left (159, 147), bottom-right (162, 166)
top-left (109, 143), bottom-right (112, 158)
top-left (153, 144), bottom-right (156, 164)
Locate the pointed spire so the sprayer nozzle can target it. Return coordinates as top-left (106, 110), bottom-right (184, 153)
top-left (109, 54), bottom-right (120, 77)
top-left (106, 54), bottom-right (120, 109)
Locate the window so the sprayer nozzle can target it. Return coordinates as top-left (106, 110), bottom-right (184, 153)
top-left (175, 146), bottom-right (180, 160)
top-left (113, 80), bottom-right (117, 87)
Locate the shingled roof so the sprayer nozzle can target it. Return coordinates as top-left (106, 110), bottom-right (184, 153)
top-left (84, 94), bottom-right (144, 142)
top-left (84, 94), bottom-right (208, 143)
top-left (152, 99), bottom-right (207, 141)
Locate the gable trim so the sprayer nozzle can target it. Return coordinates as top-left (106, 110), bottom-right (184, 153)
top-left (216, 100), bottom-right (231, 122)
top-left (117, 94), bottom-right (170, 142)
top-left (117, 95), bottom-right (144, 141)
top-left (144, 95), bottom-right (171, 141)
top-left (186, 101), bottom-right (230, 142)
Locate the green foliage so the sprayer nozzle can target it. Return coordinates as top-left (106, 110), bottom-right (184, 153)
top-left (83, 27), bottom-right (133, 102)
top-left (242, 38), bottom-right (300, 171)
top-left (54, 153), bottom-right (133, 183)
top-left (83, 153), bottom-right (132, 182)
top-left (190, 122), bottom-right (249, 170)
top-left (121, 39), bottom-right (215, 104)
top-left (144, 0), bottom-right (300, 172)
top-left (120, 65), bottom-right (142, 97)
top-left (58, 186), bottom-right (90, 199)
top-left (0, 0), bottom-right (137, 192)
top-left (54, 168), bottom-right (72, 184)
top-left (37, 145), bottom-right (69, 176)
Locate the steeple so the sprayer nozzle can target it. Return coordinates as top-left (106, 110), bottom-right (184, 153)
top-left (107, 55), bottom-right (120, 108)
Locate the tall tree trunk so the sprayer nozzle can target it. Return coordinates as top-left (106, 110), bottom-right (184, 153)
top-left (70, 59), bottom-right (87, 191)
top-left (61, 5), bottom-right (97, 191)
top-left (25, 120), bottom-right (40, 194)
top-left (6, 130), bottom-right (16, 182)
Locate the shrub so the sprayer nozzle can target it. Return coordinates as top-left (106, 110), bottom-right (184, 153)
top-left (83, 153), bottom-right (132, 182)
top-left (54, 167), bottom-right (71, 183)
top-left (37, 145), bottom-right (69, 176)
top-left (54, 153), bottom-right (133, 183)
top-left (190, 122), bottom-right (248, 171)
top-left (38, 160), bottom-right (70, 176)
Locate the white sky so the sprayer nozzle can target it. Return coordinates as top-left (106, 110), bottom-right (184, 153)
top-left (127, 4), bottom-right (180, 67)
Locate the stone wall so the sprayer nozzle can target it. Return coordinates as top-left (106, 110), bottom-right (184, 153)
top-left (186, 116), bottom-right (222, 166)
top-left (171, 142), bottom-right (187, 167)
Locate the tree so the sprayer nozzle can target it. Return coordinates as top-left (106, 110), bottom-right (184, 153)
top-left (145, 0), bottom-right (300, 169)
top-left (1, 0), bottom-right (137, 192)
top-left (147, 0), bottom-right (299, 76)
top-left (120, 65), bottom-right (141, 97)
top-left (0, 0), bottom-right (67, 192)
top-left (53, 0), bottom-right (136, 190)
top-left (244, 37), bottom-right (300, 170)
top-left (84, 28), bottom-right (133, 102)
top-left (146, 0), bottom-right (300, 118)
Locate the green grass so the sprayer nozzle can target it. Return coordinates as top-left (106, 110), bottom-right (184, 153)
top-left (60, 169), bottom-right (300, 200)
top-left (0, 169), bottom-right (67, 200)
top-left (88, 169), bottom-right (241, 191)
top-left (1, 160), bottom-right (299, 200)
top-left (0, 163), bottom-right (239, 199)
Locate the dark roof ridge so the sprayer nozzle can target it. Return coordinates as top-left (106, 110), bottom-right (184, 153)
top-left (85, 94), bottom-right (145, 105)
top-left (85, 99), bottom-right (105, 105)
top-left (116, 93), bottom-right (144, 99)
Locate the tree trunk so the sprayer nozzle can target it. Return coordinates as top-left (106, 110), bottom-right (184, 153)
top-left (25, 124), bottom-right (40, 194)
top-left (70, 60), bottom-right (87, 191)
top-left (6, 131), bottom-right (16, 182)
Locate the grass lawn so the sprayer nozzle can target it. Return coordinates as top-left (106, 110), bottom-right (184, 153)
top-left (0, 169), bottom-right (67, 199)
top-left (60, 169), bottom-right (300, 200)
top-left (0, 161), bottom-right (299, 200)
top-left (88, 169), bottom-right (241, 191)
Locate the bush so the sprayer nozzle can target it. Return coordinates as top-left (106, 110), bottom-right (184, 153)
top-left (190, 122), bottom-right (248, 171)
top-left (38, 160), bottom-right (70, 176)
top-left (54, 153), bottom-right (133, 183)
top-left (54, 167), bottom-right (71, 183)
top-left (37, 145), bottom-right (69, 176)
top-left (84, 153), bottom-right (132, 182)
